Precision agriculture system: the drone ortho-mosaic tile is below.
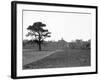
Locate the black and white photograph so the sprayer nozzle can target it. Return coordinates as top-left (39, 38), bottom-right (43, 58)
top-left (23, 10), bottom-right (91, 69)
top-left (11, 1), bottom-right (97, 79)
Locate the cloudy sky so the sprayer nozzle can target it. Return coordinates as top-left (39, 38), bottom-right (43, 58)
top-left (23, 10), bottom-right (92, 42)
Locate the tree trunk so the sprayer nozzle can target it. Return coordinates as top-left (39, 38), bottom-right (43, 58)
top-left (38, 33), bottom-right (42, 51)
top-left (38, 42), bottom-right (41, 51)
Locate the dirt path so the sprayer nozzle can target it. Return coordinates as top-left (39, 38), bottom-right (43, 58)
top-left (23, 50), bottom-right (63, 65)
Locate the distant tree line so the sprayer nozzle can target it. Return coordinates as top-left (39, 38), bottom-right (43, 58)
top-left (23, 39), bottom-right (91, 50)
top-left (68, 39), bottom-right (91, 49)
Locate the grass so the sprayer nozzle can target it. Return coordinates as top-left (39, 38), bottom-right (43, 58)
top-left (23, 49), bottom-right (63, 65)
top-left (23, 48), bottom-right (90, 69)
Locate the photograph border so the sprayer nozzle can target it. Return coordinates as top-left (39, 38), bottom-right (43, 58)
top-left (11, 1), bottom-right (98, 79)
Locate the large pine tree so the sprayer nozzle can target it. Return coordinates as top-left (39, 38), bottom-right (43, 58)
top-left (26, 22), bottom-right (51, 51)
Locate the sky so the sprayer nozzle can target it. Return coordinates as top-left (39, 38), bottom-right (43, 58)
top-left (23, 10), bottom-right (92, 42)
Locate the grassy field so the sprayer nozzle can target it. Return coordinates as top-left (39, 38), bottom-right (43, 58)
top-left (23, 48), bottom-right (90, 69)
top-left (23, 49), bottom-right (63, 65)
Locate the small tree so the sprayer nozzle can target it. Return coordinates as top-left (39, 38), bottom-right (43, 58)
top-left (26, 22), bottom-right (51, 51)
